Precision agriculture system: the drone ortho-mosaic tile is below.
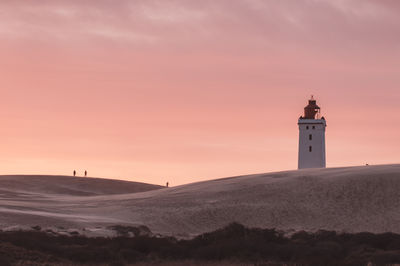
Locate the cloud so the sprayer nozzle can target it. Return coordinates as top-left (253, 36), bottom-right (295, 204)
top-left (0, 0), bottom-right (398, 49)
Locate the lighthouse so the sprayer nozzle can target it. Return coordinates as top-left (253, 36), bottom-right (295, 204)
top-left (298, 96), bottom-right (326, 169)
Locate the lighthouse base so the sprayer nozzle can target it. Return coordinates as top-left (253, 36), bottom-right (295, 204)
top-left (298, 119), bottom-right (326, 169)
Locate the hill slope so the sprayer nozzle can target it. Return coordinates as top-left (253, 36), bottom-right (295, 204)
top-left (0, 165), bottom-right (399, 237)
top-left (0, 175), bottom-right (163, 196)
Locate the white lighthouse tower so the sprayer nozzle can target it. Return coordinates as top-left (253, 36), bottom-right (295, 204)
top-left (298, 96), bottom-right (326, 169)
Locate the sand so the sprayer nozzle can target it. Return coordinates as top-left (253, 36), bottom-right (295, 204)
top-left (0, 165), bottom-right (399, 237)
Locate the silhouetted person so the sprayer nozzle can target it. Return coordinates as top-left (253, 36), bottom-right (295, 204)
top-left (166, 182), bottom-right (169, 188)
top-left (73, 170), bottom-right (76, 176)
top-left (84, 170), bottom-right (87, 177)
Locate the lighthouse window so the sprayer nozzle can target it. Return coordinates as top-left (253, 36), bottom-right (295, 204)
top-left (306, 126), bottom-right (309, 130)
top-left (309, 146), bottom-right (312, 152)
top-left (312, 126), bottom-right (315, 129)
top-left (309, 134), bottom-right (312, 140)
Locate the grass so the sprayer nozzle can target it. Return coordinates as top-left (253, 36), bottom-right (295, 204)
top-left (1, 223), bottom-right (400, 265)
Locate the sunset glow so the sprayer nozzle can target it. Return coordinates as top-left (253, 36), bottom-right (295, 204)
top-left (1, 0), bottom-right (399, 185)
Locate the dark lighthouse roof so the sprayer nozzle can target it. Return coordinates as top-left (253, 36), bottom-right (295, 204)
top-left (301, 96), bottom-right (321, 119)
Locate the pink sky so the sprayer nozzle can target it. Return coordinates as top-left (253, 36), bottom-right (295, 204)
top-left (0, 0), bottom-right (399, 185)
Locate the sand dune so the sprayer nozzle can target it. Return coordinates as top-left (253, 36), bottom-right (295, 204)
top-left (0, 175), bottom-right (163, 196)
top-left (0, 165), bottom-right (399, 237)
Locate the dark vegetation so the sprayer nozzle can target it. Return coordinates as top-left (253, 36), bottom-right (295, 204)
top-left (1, 223), bottom-right (400, 265)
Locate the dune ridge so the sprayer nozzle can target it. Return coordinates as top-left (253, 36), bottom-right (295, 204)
top-left (0, 165), bottom-right (399, 237)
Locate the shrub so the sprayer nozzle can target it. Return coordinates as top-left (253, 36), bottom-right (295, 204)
top-left (1, 224), bottom-right (400, 265)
